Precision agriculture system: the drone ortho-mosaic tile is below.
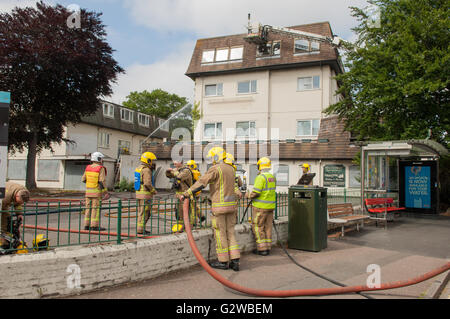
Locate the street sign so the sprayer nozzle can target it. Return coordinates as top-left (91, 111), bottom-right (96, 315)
top-left (0, 91), bottom-right (10, 199)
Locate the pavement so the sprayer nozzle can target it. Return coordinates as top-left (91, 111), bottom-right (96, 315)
top-left (67, 214), bottom-right (450, 300)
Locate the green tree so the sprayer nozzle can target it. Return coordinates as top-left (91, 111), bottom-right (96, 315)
top-left (326, 0), bottom-right (450, 147)
top-left (0, 2), bottom-right (124, 190)
top-left (123, 89), bottom-right (193, 137)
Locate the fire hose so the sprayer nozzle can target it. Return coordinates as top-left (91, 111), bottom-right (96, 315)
top-left (182, 199), bottom-right (450, 297)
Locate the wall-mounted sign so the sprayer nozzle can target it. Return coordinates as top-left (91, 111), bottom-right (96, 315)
top-left (323, 164), bottom-right (345, 187)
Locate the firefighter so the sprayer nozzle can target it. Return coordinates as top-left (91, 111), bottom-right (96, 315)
top-left (297, 163), bottom-right (314, 185)
top-left (246, 157), bottom-right (276, 256)
top-left (0, 182), bottom-right (30, 246)
top-left (166, 159), bottom-right (194, 232)
top-left (185, 159), bottom-right (206, 226)
top-left (135, 152), bottom-right (157, 235)
top-left (82, 152), bottom-right (110, 231)
top-left (181, 147), bottom-right (240, 271)
top-left (224, 153), bottom-right (243, 199)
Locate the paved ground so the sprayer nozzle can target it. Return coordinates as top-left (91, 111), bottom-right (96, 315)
top-left (67, 215), bottom-right (450, 300)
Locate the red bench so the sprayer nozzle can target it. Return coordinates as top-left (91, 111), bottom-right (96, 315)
top-left (364, 198), bottom-right (406, 228)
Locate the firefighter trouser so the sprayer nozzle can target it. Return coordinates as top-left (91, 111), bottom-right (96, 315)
top-left (137, 199), bottom-right (152, 233)
top-left (251, 207), bottom-right (274, 252)
top-left (84, 197), bottom-right (101, 228)
top-left (211, 210), bottom-right (240, 262)
top-left (0, 212), bottom-right (11, 246)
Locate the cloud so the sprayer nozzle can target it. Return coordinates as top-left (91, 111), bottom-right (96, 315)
top-left (123, 0), bottom-right (369, 40)
top-left (0, 0), bottom-right (41, 12)
top-left (108, 40), bottom-right (196, 104)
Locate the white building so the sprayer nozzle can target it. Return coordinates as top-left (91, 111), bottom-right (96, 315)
top-left (7, 101), bottom-right (169, 190)
top-left (145, 22), bottom-right (360, 192)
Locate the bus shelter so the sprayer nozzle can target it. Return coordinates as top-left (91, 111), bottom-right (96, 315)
top-left (360, 140), bottom-right (448, 215)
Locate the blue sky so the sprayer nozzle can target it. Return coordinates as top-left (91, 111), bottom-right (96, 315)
top-left (1, 0), bottom-right (370, 104)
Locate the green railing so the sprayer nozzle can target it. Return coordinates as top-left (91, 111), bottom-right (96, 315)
top-left (0, 193), bottom-right (290, 255)
top-left (327, 188), bottom-right (362, 206)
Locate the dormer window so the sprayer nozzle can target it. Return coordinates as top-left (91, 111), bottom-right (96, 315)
top-left (294, 39), bottom-right (321, 54)
top-left (103, 103), bottom-right (114, 118)
top-left (201, 46), bottom-right (244, 64)
top-left (120, 108), bottom-right (134, 123)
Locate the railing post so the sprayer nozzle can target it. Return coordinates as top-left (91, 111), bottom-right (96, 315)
top-left (275, 193), bottom-right (278, 219)
top-left (117, 199), bottom-right (122, 244)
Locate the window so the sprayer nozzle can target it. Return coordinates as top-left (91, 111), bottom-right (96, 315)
top-left (204, 122), bottom-right (222, 140)
top-left (236, 121), bottom-right (256, 138)
top-left (205, 83), bottom-right (223, 97)
top-left (297, 76), bottom-right (320, 91)
top-left (138, 113), bottom-right (150, 127)
top-left (103, 103), bottom-right (114, 118)
top-left (297, 119), bottom-right (320, 136)
top-left (159, 118), bottom-right (170, 131)
top-left (38, 160), bottom-right (60, 181)
top-left (201, 50), bottom-right (215, 63)
top-left (120, 108), bottom-right (134, 122)
top-left (274, 164), bottom-right (289, 186)
top-left (230, 47), bottom-right (243, 60)
top-left (257, 41), bottom-right (281, 57)
top-left (118, 140), bottom-right (131, 155)
top-left (215, 48), bottom-right (229, 62)
top-left (237, 80), bottom-right (257, 94)
top-left (201, 46), bottom-right (244, 64)
top-left (7, 159), bottom-right (27, 180)
top-left (98, 132), bottom-right (111, 148)
top-left (294, 39), bottom-right (321, 54)
top-left (349, 165), bottom-right (361, 188)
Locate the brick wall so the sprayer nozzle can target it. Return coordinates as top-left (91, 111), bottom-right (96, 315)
top-left (0, 218), bottom-right (288, 299)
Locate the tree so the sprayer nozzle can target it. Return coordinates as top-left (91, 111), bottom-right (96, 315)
top-left (0, 2), bottom-right (124, 190)
top-left (123, 89), bottom-right (193, 137)
top-left (326, 0), bottom-right (450, 147)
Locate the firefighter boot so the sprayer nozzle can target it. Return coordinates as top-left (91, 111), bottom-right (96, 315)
top-left (229, 258), bottom-right (240, 272)
top-left (209, 261), bottom-right (229, 270)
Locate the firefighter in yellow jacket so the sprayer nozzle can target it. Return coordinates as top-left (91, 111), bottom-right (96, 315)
top-left (82, 152), bottom-right (109, 231)
top-left (1, 182), bottom-right (30, 246)
top-left (166, 159), bottom-right (194, 232)
top-left (182, 147), bottom-right (240, 271)
top-left (135, 152), bottom-right (157, 235)
top-left (246, 157), bottom-right (276, 256)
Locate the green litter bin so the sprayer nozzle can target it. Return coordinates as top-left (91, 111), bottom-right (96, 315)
top-left (288, 185), bottom-right (327, 252)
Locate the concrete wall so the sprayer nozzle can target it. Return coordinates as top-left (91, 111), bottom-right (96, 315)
top-left (0, 218), bottom-right (288, 299)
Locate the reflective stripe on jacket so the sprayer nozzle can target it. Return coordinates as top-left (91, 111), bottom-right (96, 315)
top-left (252, 172), bottom-right (276, 210)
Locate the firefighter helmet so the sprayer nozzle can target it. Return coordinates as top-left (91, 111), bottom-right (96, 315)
top-left (140, 152), bottom-right (157, 165)
top-left (257, 157), bottom-right (271, 171)
top-left (32, 234), bottom-right (49, 251)
top-left (186, 160), bottom-right (198, 170)
top-left (224, 153), bottom-right (237, 170)
top-left (91, 151), bottom-right (104, 162)
top-left (301, 163), bottom-right (310, 172)
top-left (206, 147), bottom-right (226, 164)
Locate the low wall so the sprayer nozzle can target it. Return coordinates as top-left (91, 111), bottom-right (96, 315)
top-left (0, 217), bottom-right (288, 299)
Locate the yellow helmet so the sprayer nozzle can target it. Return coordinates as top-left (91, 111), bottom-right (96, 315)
top-left (301, 163), bottom-right (310, 172)
top-left (172, 223), bottom-right (184, 233)
top-left (140, 152), bottom-right (157, 165)
top-left (257, 157), bottom-right (271, 171)
top-left (186, 160), bottom-right (198, 170)
top-left (32, 234), bottom-right (49, 251)
top-left (206, 146), bottom-right (226, 164)
top-left (224, 153), bottom-right (237, 170)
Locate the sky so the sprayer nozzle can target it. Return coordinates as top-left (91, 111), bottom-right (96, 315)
top-left (0, 0), bottom-right (370, 104)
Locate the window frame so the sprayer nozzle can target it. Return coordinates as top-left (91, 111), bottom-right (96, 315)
top-left (204, 83), bottom-right (223, 97)
top-left (237, 80), bottom-right (257, 94)
top-left (294, 39), bottom-right (321, 54)
top-left (296, 119), bottom-right (321, 137)
top-left (256, 40), bottom-right (281, 58)
top-left (297, 75), bottom-right (321, 91)
top-left (138, 113), bottom-right (150, 127)
top-left (102, 103), bottom-right (114, 118)
top-left (203, 122), bottom-right (223, 140)
top-left (235, 121), bottom-right (256, 139)
top-left (120, 108), bottom-right (134, 123)
top-left (98, 132), bottom-right (111, 148)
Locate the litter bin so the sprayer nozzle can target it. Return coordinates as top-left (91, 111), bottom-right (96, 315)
top-left (288, 185), bottom-right (327, 252)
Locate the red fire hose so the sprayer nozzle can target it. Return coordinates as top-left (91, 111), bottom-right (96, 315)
top-left (182, 199), bottom-right (450, 297)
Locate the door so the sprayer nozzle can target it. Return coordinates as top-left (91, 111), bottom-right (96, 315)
top-left (64, 161), bottom-right (89, 191)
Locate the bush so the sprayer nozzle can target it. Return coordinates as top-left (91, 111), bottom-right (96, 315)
top-left (116, 178), bottom-right (134, 192)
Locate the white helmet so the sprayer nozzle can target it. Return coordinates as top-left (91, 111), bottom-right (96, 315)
top-left (91, 151), bottom-right (105, 162)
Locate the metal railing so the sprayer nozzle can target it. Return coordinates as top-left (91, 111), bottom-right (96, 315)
top-left (0, 193), bottom-right (290, 255)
